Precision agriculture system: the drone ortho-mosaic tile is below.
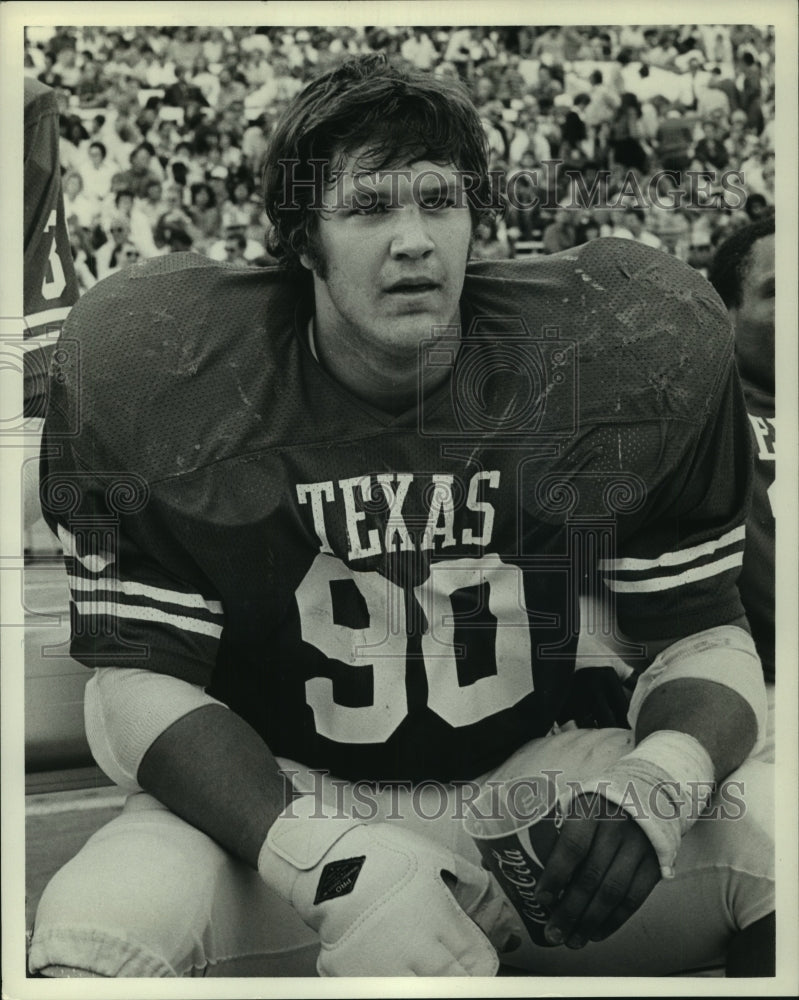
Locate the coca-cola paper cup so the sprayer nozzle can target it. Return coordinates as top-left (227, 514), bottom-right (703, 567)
top-left (465, 774), bottom-right (562, 947)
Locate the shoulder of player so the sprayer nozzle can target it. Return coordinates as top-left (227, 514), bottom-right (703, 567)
top-left (59, 256), bottom-right (303, 478)
top-left (464, 239), bottom-right (735, 420)
top-left (63, 254), bottom-right (292, 362)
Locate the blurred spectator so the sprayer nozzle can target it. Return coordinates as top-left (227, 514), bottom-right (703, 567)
top-left (118, 242), bottom-right (142, 268)
top-left (208, 221), bottom-right (264, 263)
top-left (94, 215), bottom-right (133, 278)
top-left (401, 28), bottom-right (438, 71)
top-left (693, 119), bottom-right (729, 171)
top-left (192, 54), bottom-right (221, 107)
top-left (112, 142), bottom-right (165, 198)
top-left (24, 21), bottom-right (773, 282)
top-left (136, 178), bottom-right (168, 230)
top-left (188, 181), bottom-right (222, 249)
top-left (80, 140), bottom-right (117, 209)
top-left (611, 207), bottom-right (663, 249)
top-left (542, 206), bottom-right (579, 253)
top-left (582, 69), bottom-right (620, 130)
top-left (102, 188), bottom-right (159, 258)
top-left (219, 231), bottom-right (249, 267)
top-left (654, 105), bottom-right (693, 176)
top-left (610, 93), bottom-right (649, 173)
top-left (164, 64), bottom-right (209, 108)
top-left (62, 171), bottom-right (96, 229)
top-left (66, 214), bottom-right (98, 292)
top-left (509, 112), bottom-right (551, 166)
top-left (470, 219), bottom-right (512, 260)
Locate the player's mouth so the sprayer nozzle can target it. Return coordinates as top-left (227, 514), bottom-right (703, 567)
top-left (384, 278), bottom-right (441, 296)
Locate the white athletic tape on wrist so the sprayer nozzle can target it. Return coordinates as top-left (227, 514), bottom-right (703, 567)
top-left (560, 730), bottom-right (715, 878)
top-left (84, 667), bottom-right (225, 791)
top-left (627, 625), bottom-right (766, 753)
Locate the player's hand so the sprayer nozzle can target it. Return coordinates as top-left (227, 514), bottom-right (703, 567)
top-left (534, 794), bottom-right (660, 949)
top-left (260, 796), bottom-right (520, 976)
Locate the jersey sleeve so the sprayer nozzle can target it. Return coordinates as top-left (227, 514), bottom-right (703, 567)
top-left (40, 334), bottom-right (223, 687)
top-left (23, 79), bottom-right (80, 418)
top-left (597, 358), bottom-right (752, 642)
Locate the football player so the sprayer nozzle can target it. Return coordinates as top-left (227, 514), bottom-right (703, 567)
top-left (23, 78), bottom-right (80, 554)
top-left (29, 55), bottom-right (774, 978)
top-left (708, 215), bottom-right (776, 761)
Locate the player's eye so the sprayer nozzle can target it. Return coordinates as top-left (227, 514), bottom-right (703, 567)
top-left (419, 191), bottom-right (455, 211)
top-left (350, 199), bottom-right (389, 216)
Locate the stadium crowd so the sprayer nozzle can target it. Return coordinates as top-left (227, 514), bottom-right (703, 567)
top-left (25, 23), bottom-right (775, 286)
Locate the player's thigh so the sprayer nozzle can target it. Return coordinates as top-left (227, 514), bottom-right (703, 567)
top-left (30, 792), bottom-right (318, 977)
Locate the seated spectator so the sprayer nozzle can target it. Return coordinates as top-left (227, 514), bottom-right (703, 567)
top-left (188, 181), bottom-right (222, 249)
top-left (400, 28), bottom-right (438, 71)
top-left (470, 219), bottom-right (512, 260)
top-left (582, 69), bottom-right (620, 130)
top-left (611, 207), bottom-right (663, 249)
top-left (94, 215), bottom-right (133, 279)
top-left (117, 241), bottom-right (142, 269)
top-left (112, 142), bottom-right (165, 199)
top-left (216, 65), bottom-right (249, 111)
top-left (62, 171), bottom-right (97, 230)
top-left (207, 221), bottom-right (264, 263)
top-left (73, 50), bottom-right (109, 106)
top-left (164, 64), bottom-right (209, 109)
top-left (191, 54), bottom-right (221, 107)
top-left (241, 115), bottom-right (270, 175)
top-left (66, 214), bottom-right (98, 293)
top-left (725, 108), bottom-right (758, 163)
top-left (692, 119), bottom-right (729, 171)
top-left (218, 231), bottom-right (249, 267)
top-left (145, 48), bottom-right (177, 89)
top-left (509, 113), bottom-right (551, 167)
top-left (136, 178), bottom-right (169, 231)
top-left (542, 206), bottom-right (579, 253)
top-left (102, 187), bottom-right (158, 259)
top-left (206, 165), bottom-right (232, 213)
top-left (80, 140), bottom-right (117, 211)
top-left (742, 150), bottom-right (775, 205)
top-left (609, 93), bottom-right (649, 173)
top-left (654, 105), bottom-right (694, 177)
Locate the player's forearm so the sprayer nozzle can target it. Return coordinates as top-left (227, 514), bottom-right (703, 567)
top-left (137, 703), bottom-right (292, 868)
top-left (634, 677), bottom-right (757, 780)
top-left (84, 667), bottom-right (291, 869)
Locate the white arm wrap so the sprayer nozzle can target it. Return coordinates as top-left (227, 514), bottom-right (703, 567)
top-left (627, 625), bottom-right (767, 754)
top-left (84, 667), bottom-right (226, 791)
top-left (561, 730), bottom-right (715, 878)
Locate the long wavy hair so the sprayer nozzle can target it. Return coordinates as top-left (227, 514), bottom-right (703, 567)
top-left (262, 53), bottom-right (498, 269)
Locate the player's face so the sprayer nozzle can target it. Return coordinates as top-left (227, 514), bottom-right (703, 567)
top-left (731, 233), bottom-right (774, 391)
top-left (302, 156), bottom-right (472, 362)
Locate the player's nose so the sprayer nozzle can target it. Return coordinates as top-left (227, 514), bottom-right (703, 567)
top-left (389, 206), bottom-right (435, 260)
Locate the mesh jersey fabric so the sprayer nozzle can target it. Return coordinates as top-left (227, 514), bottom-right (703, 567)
top-left (41, 239), bottom-right (752, 782)
top-left (738, 376), bottom-right (774, 680)
top-left (24, 78), bottom-right (80, 418)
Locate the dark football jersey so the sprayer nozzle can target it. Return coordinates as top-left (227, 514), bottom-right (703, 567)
top-left (738, 376), bottom-right (775, 680)
top-left (24, 78), bottom-right (80, 418)
top-left (41, 240), bottom-right (751, 782)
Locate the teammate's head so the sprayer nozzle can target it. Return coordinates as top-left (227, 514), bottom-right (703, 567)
top-left (263, 53), bottom-right (496, 271)
top-left (708, 213), bottom-right (775, 391)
